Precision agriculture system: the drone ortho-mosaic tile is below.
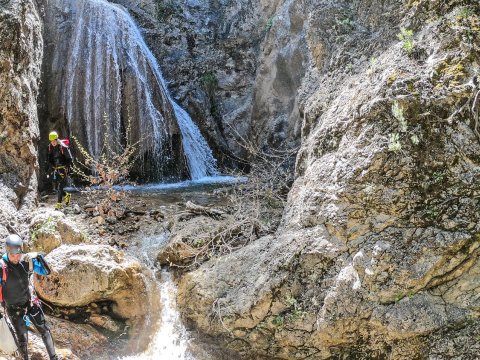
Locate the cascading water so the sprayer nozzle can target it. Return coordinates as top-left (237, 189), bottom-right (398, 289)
top-left (44, 0), bottom-right (218, 180)
top-left (117, 232), bottom-right (194, 360)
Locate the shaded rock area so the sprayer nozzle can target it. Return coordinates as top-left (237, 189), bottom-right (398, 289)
top-left (48, 316), bottom-right (108, 358)
top-left (0, 316), bottom-right (108, 360)
top-left (0, 0), bottom-right (42, 238)
top-left (177, 0), bottom-right (480, 359)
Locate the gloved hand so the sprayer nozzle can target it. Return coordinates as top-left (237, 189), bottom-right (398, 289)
top-left (23, 252), bottom-right (44, 263)
top-left (46, 174), bottom-right (50, 179)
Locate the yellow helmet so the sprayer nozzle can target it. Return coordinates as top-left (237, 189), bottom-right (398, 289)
top-left (49, 131), bottom-right (59, 141)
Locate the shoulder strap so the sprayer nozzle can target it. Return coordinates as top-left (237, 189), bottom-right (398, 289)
top-left (27, 257), bottom-right (33, 273)
top-left (0, 259), bottom-right (7, 303)
top-left (1, 260), bottom-right (6, 282)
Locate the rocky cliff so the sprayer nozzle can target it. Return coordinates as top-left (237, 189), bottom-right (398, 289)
top-left (110, 0), bottom-right (303, 166)
top-left (1, 0), bottom-right (480, 358)
top-left (177, 0), bottom-right (480, 358)
top-left (0, 0), bottom-right (42, 238)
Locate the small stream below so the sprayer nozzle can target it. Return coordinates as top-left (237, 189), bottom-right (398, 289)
top-left (111, 176), bottom-right (242, 360)
top-left (116, 228), bottom-right (191, 360)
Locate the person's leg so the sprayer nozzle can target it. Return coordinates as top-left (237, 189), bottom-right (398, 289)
top-left (57, 176), bottom-right (65, 203)
top-left (28, 304), bottom-right (58, 360)
top-left (7, 306), bottom-right (29, 360)
top-left (52, 178), bottom-right (57, 193)
top-left (55, 171), bottom-right (66, 209)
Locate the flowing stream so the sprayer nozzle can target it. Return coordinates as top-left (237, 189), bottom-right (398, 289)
top-left (113, 179), bottom-right (241, 360)
top-left (119, 232), bottom-right (193, 360)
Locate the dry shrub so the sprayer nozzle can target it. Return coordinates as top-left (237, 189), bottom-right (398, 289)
top-left (72, 114), bottom-right (140, 218)
top-left (176, 138), bottom-right (298, 267)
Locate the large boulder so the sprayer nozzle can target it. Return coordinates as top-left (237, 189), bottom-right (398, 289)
top-left (178, 0), bottom-right (480, 358)
top-left (35, 245), bottom-right (153, 333)
top-left (158, 215), bottom-right (234, 266)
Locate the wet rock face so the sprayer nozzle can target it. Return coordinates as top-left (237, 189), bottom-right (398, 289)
top-left (40, 0), bottom-right (189, 182)
top-left (111, 0), bottom-right (300, 164)
top-left (178, 0), bottom-right (480, 358)
top-left (0, 0), bottom-right (42, 237)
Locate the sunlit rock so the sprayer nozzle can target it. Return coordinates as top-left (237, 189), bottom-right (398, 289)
top-left (29, 209), bottom-right (88, 253)
top-left (35, 245), bottom-right (152, 332)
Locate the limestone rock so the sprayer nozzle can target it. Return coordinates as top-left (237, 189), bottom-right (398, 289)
top-left (0, 0), bottom-right (42, 239)
top-left (34, 245), bottom-right (151, 332)
top-left (157, 240), bottom-right (200, 266)
top-left (177, 0), bottom-right (480, 358)
top-left (29, 209), bottom-right (87, 253)
top-left (158, 215), bottom-right (231, 266)
top-left (48, 316), bottom-right (108, 359)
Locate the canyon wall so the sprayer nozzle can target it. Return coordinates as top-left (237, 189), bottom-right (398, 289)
top-left (0, 0), bottom-right (42, 238)
top-left (177, 0), bottom-right (480, 358)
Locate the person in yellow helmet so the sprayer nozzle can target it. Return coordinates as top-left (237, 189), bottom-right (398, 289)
top-left (46, 131), bottom-right (73, 210)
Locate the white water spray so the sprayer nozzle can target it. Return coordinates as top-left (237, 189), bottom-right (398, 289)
top-left (118, 232), bottom-right (194, 360)
top-left (119, 271), bottom-right (193, 360)
top-left (52, 0), bottom-right (218, 179)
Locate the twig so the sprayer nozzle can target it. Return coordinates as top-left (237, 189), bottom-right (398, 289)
top-left (471, 89), bottom-right (480, 141)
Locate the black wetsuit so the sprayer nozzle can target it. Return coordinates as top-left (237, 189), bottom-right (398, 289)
top-left (46, 142), bottom-right (72, 203)
top-left (0, 256), bottom-right (57, 360)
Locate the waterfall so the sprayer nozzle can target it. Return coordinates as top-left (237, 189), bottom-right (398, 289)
top-left (47, 0), bottom-right (218, 180)
top-left (172, 103), bottom-right (219, 180)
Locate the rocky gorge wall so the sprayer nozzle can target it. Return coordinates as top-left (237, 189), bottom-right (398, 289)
top-left (0, 0), bottom-right (42, 238)
top-left (1, 0), bottom-right (480, 358)
top-left (110, 0), bottom-right (304, 166)
top-left (177, 0), bottom-right (480, 358)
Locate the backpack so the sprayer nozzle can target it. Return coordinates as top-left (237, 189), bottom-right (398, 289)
top-left (48, 138), bottom-right (74, 165)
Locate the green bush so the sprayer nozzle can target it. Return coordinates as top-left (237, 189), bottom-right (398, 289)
top-left (392, 102), bottom-right (407, 132)
top-left (265, 17), bottom-right (274, 32)
top-left (200, 71), bottom-right (218, 98)
top-left (397, 28), bottom-right (414, 55)
top-left (388, 133), bottom-right (402, 153)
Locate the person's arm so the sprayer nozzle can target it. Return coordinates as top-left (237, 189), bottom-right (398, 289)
top-left (64, 146), bottom-right (73, 168)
